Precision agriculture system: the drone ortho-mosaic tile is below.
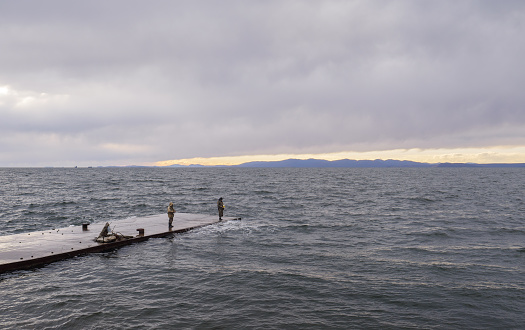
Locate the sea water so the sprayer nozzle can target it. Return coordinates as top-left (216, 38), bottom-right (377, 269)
top-left (0, 167), bottom-right (524, 329)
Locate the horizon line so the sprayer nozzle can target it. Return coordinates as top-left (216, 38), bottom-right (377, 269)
top-left (5, 158), bottom-right (525, 168)
top-left (152, 146), bottom-right (525, 167)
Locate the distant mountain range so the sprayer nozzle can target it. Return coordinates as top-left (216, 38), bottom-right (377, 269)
top-left (165, 158), bottom-right (525, 168)
top-left (233, 159), bottom-right (429, 167)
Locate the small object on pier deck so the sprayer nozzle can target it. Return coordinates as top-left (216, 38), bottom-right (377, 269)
top-left (136, 228), bottom-right (145, 237)
top-left (95, 222), bottom-right (132, 243)
top-left (97, 223), bottom-right (110, 239)
top-left (82, 223), bottom-right (89, 231)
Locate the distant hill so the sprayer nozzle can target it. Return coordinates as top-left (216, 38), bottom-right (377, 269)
top-left (234, 158), bottom-right (433, 168)
top-left (232, 158), bottom-right (525, 168)
top-left (97, 159), bottom-right (525, 168)
top-left (435, 162), bottom-right (525, 168)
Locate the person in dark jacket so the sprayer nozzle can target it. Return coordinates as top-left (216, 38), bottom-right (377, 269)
top-left (217, 197), bottom-right (224, 220)
top-left (167, 202), bottom-right (176, 228)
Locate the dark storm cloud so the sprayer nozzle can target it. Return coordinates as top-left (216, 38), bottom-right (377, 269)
top-left (1, 0), bottom-right (524, 166)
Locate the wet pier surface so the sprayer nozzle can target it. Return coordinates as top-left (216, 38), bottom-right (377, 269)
top-left (0, 212), bottom-right (240, 274)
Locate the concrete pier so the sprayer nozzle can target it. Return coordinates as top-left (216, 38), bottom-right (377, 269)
top-left (0, 212), bottom-right (240, 274)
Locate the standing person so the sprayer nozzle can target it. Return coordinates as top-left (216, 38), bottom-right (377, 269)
top-left (167, 202), bottom-right (176, 228)
top-left (217, 197), bottom-right (224, 221)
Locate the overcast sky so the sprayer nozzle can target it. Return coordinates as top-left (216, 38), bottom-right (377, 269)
top-left (1, 1), bottom-right (525, 166)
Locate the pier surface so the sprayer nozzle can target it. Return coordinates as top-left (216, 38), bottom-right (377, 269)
top-left (0, 212), bottom-right (239, 274)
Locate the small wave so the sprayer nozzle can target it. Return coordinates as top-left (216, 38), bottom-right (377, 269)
top-left (282, 223), bottom-right (311, 231)
top-left (254, 190), bottom-right (273, 195)
top-left (55, 201), bottom-right (77, 205)
top-left (88, 197), bottom-right (120, 202)
top-left (408, 196), bottom-right (436, 203)
top-left (401, 246), bottom-right (445, 254)
top-left (189, 219), bottom-right (279, 237)
top-left (409, 230), bottom-right (451, 238)
top-left (493, 227), bottom-right (525, 235)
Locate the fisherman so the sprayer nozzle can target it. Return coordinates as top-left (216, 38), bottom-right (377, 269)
top-left (217, 197), bottom-right (225, 221)
top-left (99, 222), bottom-right (111, 238)
top-left (167, 202), bottom-right (176, 228)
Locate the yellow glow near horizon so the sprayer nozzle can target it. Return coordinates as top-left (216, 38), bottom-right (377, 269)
top-left (153, 146), bottom-right (525, 166)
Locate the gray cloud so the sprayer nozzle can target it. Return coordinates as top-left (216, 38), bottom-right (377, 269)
top-left (1, 0), bottom-right (525, 166)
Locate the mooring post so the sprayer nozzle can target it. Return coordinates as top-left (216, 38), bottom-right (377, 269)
top-left (136, 228), bottom-right (144, 237)
top-left (82, 223), bottom-right (89, 231)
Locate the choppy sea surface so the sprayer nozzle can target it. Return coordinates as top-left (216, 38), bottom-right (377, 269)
top-left (0, 167), bottom-right (524, 329)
